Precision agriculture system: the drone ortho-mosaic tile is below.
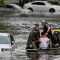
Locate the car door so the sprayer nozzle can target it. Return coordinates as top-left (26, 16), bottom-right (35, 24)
top-left (31, 2), bottom-right (47, 13)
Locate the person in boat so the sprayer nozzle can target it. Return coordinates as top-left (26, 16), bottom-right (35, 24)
top-left (52, 31), bottom-right (60, 48)
top-left (32, 23), bottom-right (39, 31)
top-left (41, 20), bottom-right (52, 48)
top-left (27, 28), bottom-right (40, 49)
top-left (32, 23), bottom-right (40, 39)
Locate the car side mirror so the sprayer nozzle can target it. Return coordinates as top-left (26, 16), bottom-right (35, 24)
top-left (10, 35), bottom-right (15, 45)
top-left (11, 41), bottom-right (14, 45)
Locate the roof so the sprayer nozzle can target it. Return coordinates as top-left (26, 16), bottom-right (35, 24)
top-left (33, 1), bottom-right (47, 3)
top-left (31, 1), bottom-right (51, 5)
top-left (0, 33), bottom-right (9, 36)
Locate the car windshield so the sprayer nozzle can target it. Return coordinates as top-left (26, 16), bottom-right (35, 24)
top-left (0, 36), bottom-right (10, 44)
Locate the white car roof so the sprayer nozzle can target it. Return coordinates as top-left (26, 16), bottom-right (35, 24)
top-left (31, 1), bottom-right (51, 5)
top-left (9, 4), bottom-right (18, 6)
top-left (32, 1), bottom-right (49, 3)
top-left (33, 1), bottom-right (47, 2)
top-left (0, 33), bottom-right (9, 36)
top-left (9, 4), bottom-right (22, 9)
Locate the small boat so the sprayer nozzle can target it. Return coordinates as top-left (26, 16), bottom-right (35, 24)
top-left (26, 29), bottom-right (60, 53)
top-left (26, 48), bottom-right (60, 53)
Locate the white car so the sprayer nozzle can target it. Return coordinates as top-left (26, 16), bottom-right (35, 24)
top-left (0, 4), bottom-right (19, 12)
top-left (23, 1), bottom-right (60, 14)
top-left (0, 4), bottom-right (32, 14)
top-left (9, 4), bottom-right (32, 14)
top-left (0, 33), bottom-right (15, 51)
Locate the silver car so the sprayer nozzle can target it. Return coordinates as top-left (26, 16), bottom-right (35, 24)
top-left (0, 33), bottom-right (15, 51)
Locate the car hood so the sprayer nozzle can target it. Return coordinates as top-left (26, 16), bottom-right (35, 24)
top-left (20, 9), bottom-right (32, 14)
top-left (0, 44), bottom-right (11, 49)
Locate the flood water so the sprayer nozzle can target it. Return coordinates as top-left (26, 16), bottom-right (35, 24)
top-left (0, 11), bottom-right (60, 60)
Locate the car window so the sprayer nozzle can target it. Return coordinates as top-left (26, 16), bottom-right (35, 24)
top-left (5, 5), bottom-right (13, 8)
top-left (32, 2), bottom-right (45, 5)
top-left (0, 36), bottom-right (10, 44)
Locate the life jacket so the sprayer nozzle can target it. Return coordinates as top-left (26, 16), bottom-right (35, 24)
top-left (40, 35), bottom-right (47, 38)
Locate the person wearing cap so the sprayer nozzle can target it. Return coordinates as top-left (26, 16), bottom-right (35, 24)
top-left (26, 28), bottom-right (40, 49)
top-left (41, 20), bottom-right (52, 38)
top-left (41, 20), bottom-right (52, 48)
top-left (32, 23), bottom-right (40, 40)
top-left (32, 23), bottom-right (39, 31)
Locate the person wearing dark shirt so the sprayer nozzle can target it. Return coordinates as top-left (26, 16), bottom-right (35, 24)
top-left (32, 23), bottom-right (40, 39)
top-left (27, 28), bottom-right (40, 49)
top-left (41, 20), bottom-right (52, 48)
top-left (41, 20), bottom-right (52, 39)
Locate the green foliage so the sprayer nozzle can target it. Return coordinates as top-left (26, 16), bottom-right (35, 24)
top-left (0, 0), bottom-right (4, 6)
top-left (30, 0), bottom-right (35, 2)
top-left (19, 0), bottom-right (35, 7)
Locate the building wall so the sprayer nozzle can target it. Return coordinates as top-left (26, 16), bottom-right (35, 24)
top-left (5, 0), bottom-right (19, 4)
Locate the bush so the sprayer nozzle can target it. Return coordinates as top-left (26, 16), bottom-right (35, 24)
top-left (30, 0), bottom-right (35, 2)
top-left (0, 0), bottom-right (5, 6)
top-left (18, 0), bottom-right (35, 7)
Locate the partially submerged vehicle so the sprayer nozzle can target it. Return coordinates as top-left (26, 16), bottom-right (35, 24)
top-left (23, 1), bottom-right (60, 14)
top-left (0, 4), bottom-right (32, 15)
top-left (0, 33), bottom-right (15, 51)
top-left (26, 29), bottom-right (60, 53)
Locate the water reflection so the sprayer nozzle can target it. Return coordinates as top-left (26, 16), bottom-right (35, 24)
top-left (27, 53), bottom-right (50, 60)
top-left (0, 10), bottom-right (60, 60)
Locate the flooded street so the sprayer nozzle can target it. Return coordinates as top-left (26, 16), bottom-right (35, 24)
top-left (0, 12), bottom-right (60, 60)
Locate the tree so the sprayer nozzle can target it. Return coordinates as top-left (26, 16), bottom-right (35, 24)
top-left (0, 0), bottom-right (4, 6)
top-left (30, 0), bottom-right (35, 2)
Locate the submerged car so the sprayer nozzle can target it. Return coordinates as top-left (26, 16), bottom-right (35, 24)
top-left (0, 4), bottom-right (19, 13)
top-left (0, 33), bottom-right (15, 51)
top-left (9, 4), bottom-right (32, 14)
top-left (23, 1), bottom-right (60, 14)
top-left (0, 4), bottom-right (32, 15)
